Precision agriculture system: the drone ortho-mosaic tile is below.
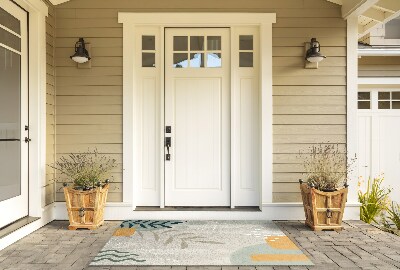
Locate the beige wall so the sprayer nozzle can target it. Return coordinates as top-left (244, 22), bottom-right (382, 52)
top-left (54, 0), bottom-right (347, 203)
top-left (45, 0), bottom-right (56, 206)
top-left (359, 56), bottom-right (400, 77)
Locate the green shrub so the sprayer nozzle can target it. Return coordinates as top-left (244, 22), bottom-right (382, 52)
top-left (358, 176), bottom-right (391, 224)
top-left (383, 201), bottom-right (400, 230)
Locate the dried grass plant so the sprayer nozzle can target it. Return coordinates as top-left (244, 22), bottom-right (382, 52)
top-left (299, 144), bottom-right (356, 191)
top-left (50, 148), bottom-right (117, 189)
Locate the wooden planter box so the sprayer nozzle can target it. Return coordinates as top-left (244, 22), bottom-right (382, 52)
top-left (63, 184), bottom-right (109, 230)
top-left (300, 182), bottom-right (348, 231)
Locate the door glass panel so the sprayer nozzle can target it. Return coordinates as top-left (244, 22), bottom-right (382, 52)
top-left (207, 36), bottom-right (221, 50)
top-left (189, 53), bottom-right (204, 68)
top-left (142, 52), bottom-right (155, 67)
top-left (173, 36), bottom-right (188, 51)
top-left (392, 92), bottom-right (400, 100)
top-left (239, 52), bottom-right (253, 67)
top-left (358, 101), bottom-right (370, 109)
top-left (0, 7), bottom-right (20, 34)
top-left (142, 35), bottom-right (155, 50)
top-left (392, 101), bottom-right (400, 109)
top-left (0, 27), bottom-right (21, 51)
top-left (173, 53), bottom-right (188, 68)
top-left (0, 46), bottom-right (21, 202)
top-left (190, 36), bottom-right (204, 51)
top-left (239, 35), bottom-right (253, 50)
top-left (378, 101), bottom-right (390, 109)
top-left (207, 53), bottom-right (221, 68)
top-left (378, 92), bottom-right (390, 100)
top-left (358, 92), bottom-right (370, 100)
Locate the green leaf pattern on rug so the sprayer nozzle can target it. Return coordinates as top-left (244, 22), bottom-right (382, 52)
top-left (92, 250), bottom-right (146, 263)
top-left (120, 220), bottom-right (184, 230)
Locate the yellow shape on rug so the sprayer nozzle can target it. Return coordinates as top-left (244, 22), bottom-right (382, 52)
top-left (113, 228), bottom-right (136, 237)
top-left (265, 236), bottom-right (299, 250)
top-left (251, 254), bottom-right (309, 262)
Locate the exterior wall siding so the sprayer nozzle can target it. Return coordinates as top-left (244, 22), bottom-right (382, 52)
top-left (359, 56), bottom-right (400, 77)
top-left (45, 0), bottom-right (56, 206)
top-left (54, 0), bottom-right (347, 203)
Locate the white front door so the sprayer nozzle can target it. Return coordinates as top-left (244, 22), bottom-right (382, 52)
top-left (0, 0), bottom-right (29, 228)
top-left (164, 28), bottom-right (230, 206)
top-left (358, 90), bottom-right (400, 203)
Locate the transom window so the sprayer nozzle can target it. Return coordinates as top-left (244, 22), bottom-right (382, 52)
top-left (358, 91), bottom-right (400, 110)
top-left (378, 91), bottom-right (400, 109)
top-left (172, 35), bottom-right (222, 68)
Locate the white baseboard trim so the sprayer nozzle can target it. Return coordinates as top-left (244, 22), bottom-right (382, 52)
top-left (0, 203), bottom-right (54, 251)
top-left (54, 201), bottom-right (361, 220)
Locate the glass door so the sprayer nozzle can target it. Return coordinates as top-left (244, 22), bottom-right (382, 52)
top-left (0, 0), bottom-right (28, 229)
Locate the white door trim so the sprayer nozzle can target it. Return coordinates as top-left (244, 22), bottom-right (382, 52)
top-left (12, 0), bottom-right (48, 217)
top-left (119, 13), bottom-right (276, 210)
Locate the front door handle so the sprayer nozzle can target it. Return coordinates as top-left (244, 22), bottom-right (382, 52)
top-left (165, 137), bottom-right (171, 161)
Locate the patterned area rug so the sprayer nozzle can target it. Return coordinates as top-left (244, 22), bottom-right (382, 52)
top-left (90, 220), bottom-right (313, 266)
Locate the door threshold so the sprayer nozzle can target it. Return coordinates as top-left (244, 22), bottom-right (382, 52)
top-left (0, 216), bottom-right (40, 240)
top-left (135, 206), bottom-right (261, 212)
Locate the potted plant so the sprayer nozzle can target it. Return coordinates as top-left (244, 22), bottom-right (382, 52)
top-left (298, 144), bottom-right (355, 231)
top-left (51, 149), bottom-right (117, 230)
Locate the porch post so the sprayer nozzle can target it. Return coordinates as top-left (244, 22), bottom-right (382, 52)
top-left (346, 16), bottom-right (360, 206)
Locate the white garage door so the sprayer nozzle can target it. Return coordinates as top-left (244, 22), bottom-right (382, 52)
top-left (358, 89), bottom-right (400, 203)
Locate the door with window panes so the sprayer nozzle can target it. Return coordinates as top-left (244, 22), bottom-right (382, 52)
top-left (358, 89), bottom-right (400, 203)
top-left (0, 0), bottom-right (29, 228)
top-left (164, 28), bottom-right (231, 206)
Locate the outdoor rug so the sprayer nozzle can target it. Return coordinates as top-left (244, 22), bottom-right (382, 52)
top-left (90, 220), bottom-right (313, 266)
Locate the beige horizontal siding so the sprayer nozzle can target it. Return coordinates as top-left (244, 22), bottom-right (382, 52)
top-left (55, 0), bottom-right (346, 203)
top-left (359, 56), bottom-right (400, 77)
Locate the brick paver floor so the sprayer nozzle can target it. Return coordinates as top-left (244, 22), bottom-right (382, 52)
top-left (0, 220), bottom-right (399, 270)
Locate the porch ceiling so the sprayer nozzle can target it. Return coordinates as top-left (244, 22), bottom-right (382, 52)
top-left (326, 0), bottom-right (400, 40)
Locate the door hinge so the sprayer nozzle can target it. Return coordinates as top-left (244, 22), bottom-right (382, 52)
top-left (24, 137), bottom-right (31, 143)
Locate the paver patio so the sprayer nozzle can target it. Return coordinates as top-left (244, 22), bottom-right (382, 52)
top-left (0, 220), bottom-right (399, 270)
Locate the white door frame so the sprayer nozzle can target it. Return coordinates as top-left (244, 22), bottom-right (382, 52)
top-left (119, 13), bottom-right (275, 210)
top-left (11, 0), bottom-right (48, 218)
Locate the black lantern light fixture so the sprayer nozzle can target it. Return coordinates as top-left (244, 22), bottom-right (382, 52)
top-left (305, 38), bottom-right (326, 63)
top-left (70, 38), bottom-right (91, 64)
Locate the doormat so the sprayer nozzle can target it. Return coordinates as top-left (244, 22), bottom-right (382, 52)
top-left (90, 220), bottom-right (313, 266)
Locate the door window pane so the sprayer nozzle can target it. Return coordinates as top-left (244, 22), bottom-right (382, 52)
top-left (358, 101), bottom-right (370, 109)
top-left (392, 92), bottom-right (400, 100)
top-left (189, 53), bottom-right (204, 68)
top-left (173, 53), bottom-right (188, 68)
top-left (239, 52), bottom-right (253, 67)
top-left (378, 101), bottom-right (390, 109)
top-left (378, 92), bottom-right (390, 100)
top-left (174, 36), bottom-right (188, 51)
top-left (142, 35), bottom-right (155, 50)
top-left (0, 7), bottom-right (20, 34)
top-left (207, 53), bottom-right (221, 68)
top-left (239, 35), bottom-right (253, 50)
top-left (358, 92), bottom-right (370, 100)
top-left (0, 47), bottom-right (21, 201)
top-left (190, 36), bottom-right (204, 51)
top-left (207, 36), bottom-right (221, 50)
top-left (142, 53), bottom-right (155, 67)
top-left (0, 27), bottom-right (21, 51)
top-left (393, 101), bottom-right (400, 109)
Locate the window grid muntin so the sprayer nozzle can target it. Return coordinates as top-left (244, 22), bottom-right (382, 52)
top-left (173, 35), bottom-right (222, 68)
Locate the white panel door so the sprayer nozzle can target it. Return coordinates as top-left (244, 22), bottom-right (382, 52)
top-left (0, 0), bottom-right (28, 228)
top-left (164, 28), bottom-right (230, 206)
top-left (378, 116), bottom-right (400, 201)
top-left (357, 90), bottom-right (400, 203)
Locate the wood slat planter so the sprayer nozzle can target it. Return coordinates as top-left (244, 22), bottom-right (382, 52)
top-left (300, 182), bottom-right (348, 231)
top-left (63, 184), bottom-right (109, 230)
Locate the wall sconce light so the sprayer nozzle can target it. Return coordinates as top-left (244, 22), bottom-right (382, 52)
top-left (70, 38), bottom-right (91, 64)
top-left (305, 38), bottom-right (326, 69)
